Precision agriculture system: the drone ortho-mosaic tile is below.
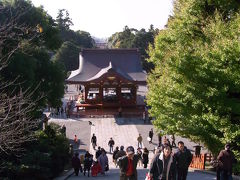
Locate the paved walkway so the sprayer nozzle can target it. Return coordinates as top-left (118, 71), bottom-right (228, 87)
top-left (67, 167), bottom-right (216, 180)
top-left (50, 117), bottom-right (217, 180)
top-left (89, 118), bottom-right (152, 168)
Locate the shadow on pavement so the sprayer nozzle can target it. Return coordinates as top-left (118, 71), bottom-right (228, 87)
top-left (114, 118), bottom-right (151, 125)
top-left (68, 168), bottom-right (148, 180)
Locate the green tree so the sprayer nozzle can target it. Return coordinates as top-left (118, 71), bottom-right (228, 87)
top-left (147, 0), bottom-right (240, 166)
top-left (54, 9), bottom-right (95, 71)
top-left (1, 0), bottom-right (65, 108)
top-left (108, 25), bottom-right (158, 72)
top-left (53, 41), bottom-right (81, 71)
top-left (56, 9), bottom-right (73, 31)
top-left (56, 9), bottom-right (95, 48)
top-left (0, 0), bottom-right (42, 165)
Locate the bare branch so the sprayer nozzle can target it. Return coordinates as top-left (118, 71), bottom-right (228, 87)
top-left (0, 4), bottom-right (43, 164)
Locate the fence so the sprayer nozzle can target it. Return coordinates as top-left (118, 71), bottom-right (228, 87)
top-left (190, 153), bottom-right (214, 170)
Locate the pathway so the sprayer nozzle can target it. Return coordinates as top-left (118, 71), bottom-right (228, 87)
top-left (50, 117), bottom-right (215, 180)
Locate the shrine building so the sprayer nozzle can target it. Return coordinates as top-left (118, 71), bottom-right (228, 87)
top-left (65, 48), bottom-right (147, 116)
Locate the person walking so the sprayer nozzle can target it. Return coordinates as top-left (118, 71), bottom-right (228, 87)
top-left (142, 147), bottom-right (149, 168)
top-left (149, 128), bottom-right (154, 144)
top-left (108, 137), bottom-right (115, 153)
top-left (95, 146), bottom-right (102, 159)
top-left (217, 143), bottom-right (237, 180)
top-left (85, 151), bottom-right (91, 158)
top-left (97, 149), bottom-right (109, 175)
top-left (118, 146), bottom-right (141, 180)
top-left (91, 133), bottom-right (97, 150)
top-left (116, 146), bottom-right (127, 160)
top-left (137, 134), bottom-right (143, 148)
top-left (149, 144), bottom-right (176, 180)
top-left (74, 135), bottom-right (78, 147)
top-left (137, 148), bottom-right (143, 167)
top-left (84, 153), bottom-right (93, 177)
top-left (71, 152), bottom-right (82, 176)
top-left (113, 146), bottom-right (119, 167)
top-left (174, 141), bottom-right (192, 180)
top-left (170, 135), bottom-right (176, 148)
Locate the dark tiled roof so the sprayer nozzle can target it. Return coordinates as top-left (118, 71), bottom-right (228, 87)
top-left (67, 49), bottom-right (146, 83)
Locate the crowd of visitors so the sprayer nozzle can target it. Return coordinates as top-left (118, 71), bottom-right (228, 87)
top-left (69, 126), bottom-right (237, 180)
top-left (71, 148), bottom-right (109, 177)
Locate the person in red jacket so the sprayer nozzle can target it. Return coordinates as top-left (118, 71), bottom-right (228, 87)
top-left (91, 160), bottom-right (102, 176)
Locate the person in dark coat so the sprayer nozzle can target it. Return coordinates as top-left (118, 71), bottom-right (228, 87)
top-left (137, 148), bottom-right (143, 167)
top-left (96, 146), bottom-right (101, 159)
top-left (170, 135), bottom-right (176, 148)
top-left (174, 141), bottom-right (192, 180)
top-left (217, 143), bottom-right (237, 180)
top-left (149, 128), bottom-right (154, 143)
top-left (85, 151), bottom-right (91, 158)
top-left (91, 133), bottom-right (97, 150)
top-left (71, 152), bottom-right (82, 176)
top-left (108, 137), bottom-right (115, 153)
top-left (84, 154), bottom-right (93, 177)
top-left (116, 145), bottom-right (127, 160)
top-left (149, 144), bottom-right (176, 180)
top-left (142, 147), bottom-right (149, 168)
top-left (118, 146), bottom-right (141, 180)
top-left (113, 146), bottom-right (119, 166)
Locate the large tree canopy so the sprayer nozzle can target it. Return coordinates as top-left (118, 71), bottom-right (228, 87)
top-left (0, 2), bottom-right (71, 178)
top-left (0, 0), bottom-right (65, 108)
top-left (108, 25), bottom-right (158, 72)
top-left (0, 0), bottom-right (42, 160)
top-left (147, 0), bottom-right (240, 162)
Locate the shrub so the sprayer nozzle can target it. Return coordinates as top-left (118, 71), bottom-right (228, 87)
top-left (0, 123), bottom-right (71, 179)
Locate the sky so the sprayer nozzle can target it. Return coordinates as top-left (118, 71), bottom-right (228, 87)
top-left (31, 0), bottom-right (173, 38)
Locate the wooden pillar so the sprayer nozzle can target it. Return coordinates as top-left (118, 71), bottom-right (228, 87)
top-left (117, 85), bottom-right (121, 105)
top-left (99, 85), bottom-right (103, 104)
top-left (85, 85), bottom-right (89, 103)
top-left (132, 85), bottom-right (137, 104)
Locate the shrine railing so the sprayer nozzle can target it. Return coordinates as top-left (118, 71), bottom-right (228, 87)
top-left (189, 153), bottom-right (213, 170)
